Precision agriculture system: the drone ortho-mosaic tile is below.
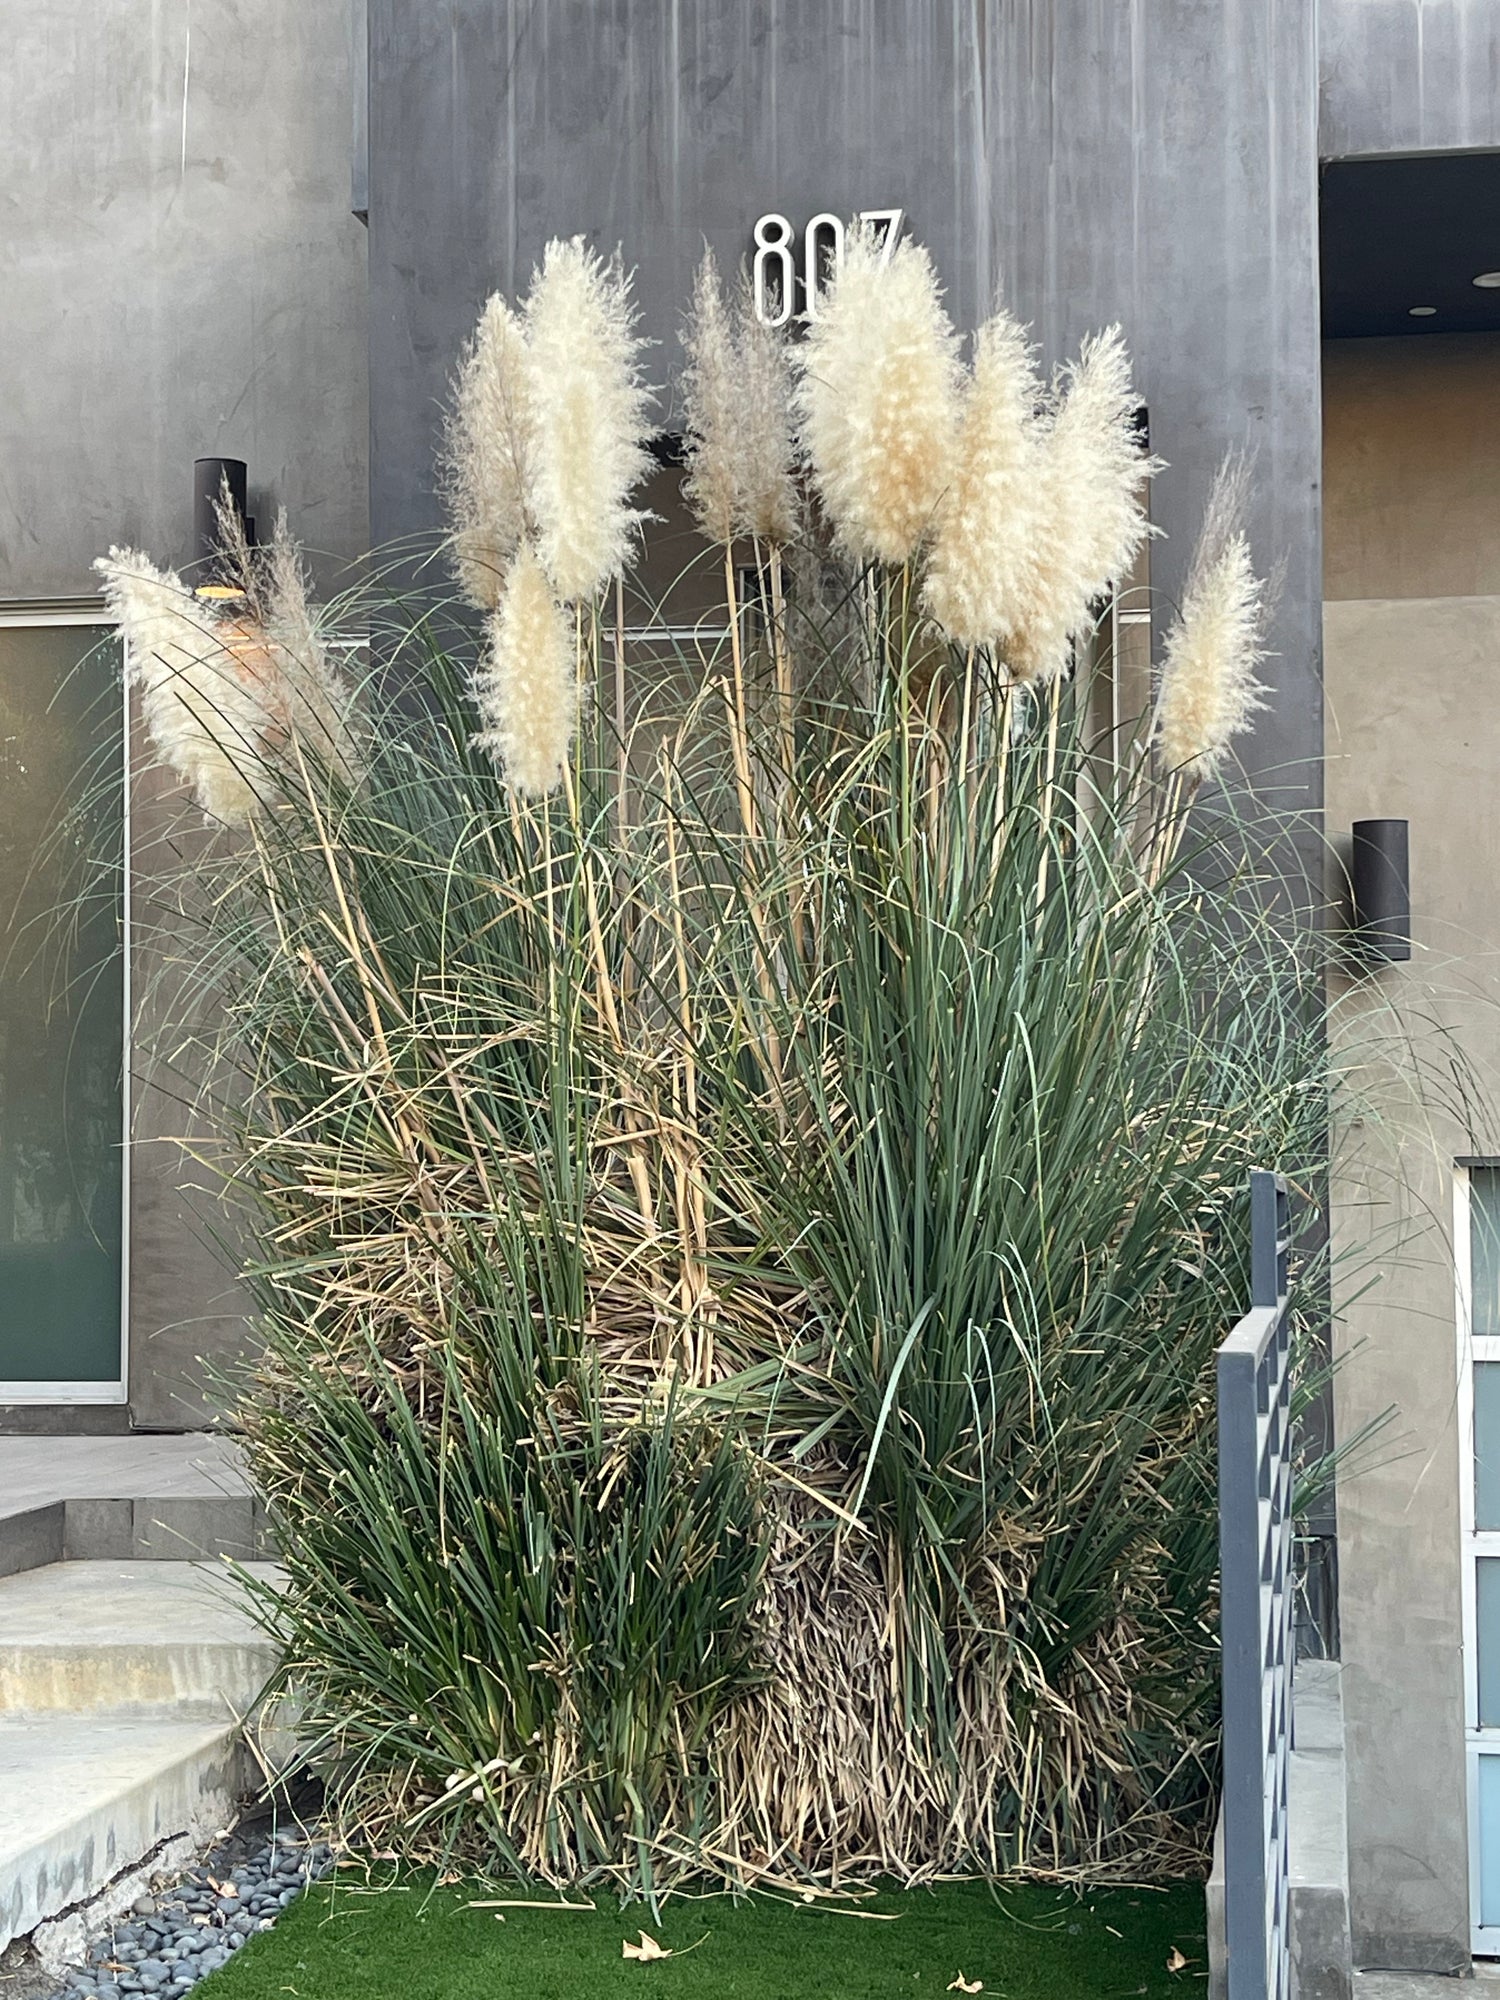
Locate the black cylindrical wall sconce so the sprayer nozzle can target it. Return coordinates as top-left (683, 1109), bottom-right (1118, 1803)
top-left (193, 456), bottom-right (249, 574)
top-left (1350, 818), bottom-right (1411, 963)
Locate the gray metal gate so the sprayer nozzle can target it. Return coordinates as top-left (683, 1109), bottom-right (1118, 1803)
top-left (1217, 1168), bottom-right (1295, 2000)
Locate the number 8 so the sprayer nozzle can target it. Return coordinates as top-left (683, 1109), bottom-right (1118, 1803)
top-left (753, 214), bottom-right (795, 329)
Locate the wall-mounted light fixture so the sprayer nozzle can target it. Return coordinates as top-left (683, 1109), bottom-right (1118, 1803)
top-left (193, 457), bottom-right (250, 599)
top-left (1350, 818), bottom-right (1411, 964)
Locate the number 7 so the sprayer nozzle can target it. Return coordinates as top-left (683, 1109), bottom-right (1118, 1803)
top-left (858, 209), bottom-right (906, 264)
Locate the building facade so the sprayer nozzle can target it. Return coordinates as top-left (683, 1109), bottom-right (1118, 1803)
top-left (2, 0), bottom-right (1498, 1974)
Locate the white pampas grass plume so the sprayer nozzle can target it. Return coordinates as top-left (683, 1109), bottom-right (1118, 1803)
top-left (1155, 458), bottom-right (1270, 783)
top-left (795, 225), bottom-right (961, 565)
top-left (94, 547), bottom-right (274, 826)
top-left (259, 511), bottom-right (361, 785)
top-left (470, 544), bottom-right (576, 795)
top-left (734, 280), bottom-right (798, 544)
top-left (524, 238), bottom-right (654, 602)
top-left (922, 308), bottom-right (1041, 648)
top-left (1007, 326), bottom-right (1159, 683)
top-left (680, 250), bottom-right (799, 546)
top-left (441, 294), bottom-right (536, 610)
top-left (680, 249), bottom-right (740, 545)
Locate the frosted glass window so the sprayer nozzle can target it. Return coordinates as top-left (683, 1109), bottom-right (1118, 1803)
top-left (1480, 1561), bottom-right (1500, 1728)
top-left (0, 626), bottom-right (123, 1385)
top-left (1481, 1757), bottom-right (1500, 1928)
top-left (1477, 1365), bottom-right (1500, 1530)
top-left (1473, 1169), bottom-right (1500, 1337)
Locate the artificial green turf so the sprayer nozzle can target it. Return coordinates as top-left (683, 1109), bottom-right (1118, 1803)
top-left (197, 1873), bottom-right (1207, 2000)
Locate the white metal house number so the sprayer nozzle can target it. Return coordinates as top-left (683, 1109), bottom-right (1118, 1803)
top-left (751, 208), bottom-right (906, 327)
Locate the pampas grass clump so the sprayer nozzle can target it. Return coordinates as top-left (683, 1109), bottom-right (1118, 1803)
top-left (108, 231), bottom-right (1310, 1904)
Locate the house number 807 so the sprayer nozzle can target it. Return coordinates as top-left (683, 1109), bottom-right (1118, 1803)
top-left (751, 208), bottom-right (906, 327)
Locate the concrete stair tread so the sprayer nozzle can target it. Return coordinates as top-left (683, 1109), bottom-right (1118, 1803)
top-left (0, 1439), bottom-right (249, 1512)
top-left (0, 1561), bottom-right (284, 1714)
top-left (0, 1708), bottom-right (252, 1948)
top-left (0, 1560), bottom-right (279, 1646)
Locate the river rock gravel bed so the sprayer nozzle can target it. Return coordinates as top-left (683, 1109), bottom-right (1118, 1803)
top-left (47, 1831), bottom-right (334, 1999)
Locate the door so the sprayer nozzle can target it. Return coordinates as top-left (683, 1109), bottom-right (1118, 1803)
top-left (0, 616), bottom-right (126, 1403)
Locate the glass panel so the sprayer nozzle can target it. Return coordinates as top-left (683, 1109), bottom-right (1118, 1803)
top-left (0, 626), bottom-right (123, 1383)
top-left (1481, 1756), bottom-right (1500, 1928)
top-left (1473, 1168), bottom-right (1500, 1337)
top-left (1477, 1365), bottom-right (1500, 1530)
top-left (1480, 1561), bottom-right (1500, 1728)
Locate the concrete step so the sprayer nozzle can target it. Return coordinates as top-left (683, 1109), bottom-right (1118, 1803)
top-left (0, 1707), bottom-right (252, 1953)
top-left (0, 1559), bottom-right (287, 1953)
top-left (0, 1562), bottom-right (283, 1714)
top-left (0, 1437), bottom-right (268, 1579)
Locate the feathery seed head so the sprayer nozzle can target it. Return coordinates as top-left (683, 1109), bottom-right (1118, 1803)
top-left (795, 225), bottom-right (962, 565)
top-left (680, 249), bottom-right (740, 546)
top-left (922, 308), bottom-right (1042, 650)
top-left (441, 293), bottom-right (536, 610)
top-left (94, 546), bottom-right (276, 826)
top-left (524, 238), bottom-right (655, 602)
top-left (259, 511), bottom-right (361, 785)
top-left (1007, 326), bottom-right (1159, 683)
top-left (1155, 458), bottom-right (1269, 783)
top-left (470, 543), bottom-right (576, 795)
top-left (733, 279), bottom-right (799, 544)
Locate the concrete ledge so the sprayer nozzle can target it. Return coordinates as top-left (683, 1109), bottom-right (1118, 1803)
top-left (0, 1498), bottom-right (274, 1577)
top-left (0, 1439), bottom-right (266, 1575)
top-left (1209, 1661), bottom-right (1352, 2000)
top-left (0, 1504), bottom-right (64, 1580)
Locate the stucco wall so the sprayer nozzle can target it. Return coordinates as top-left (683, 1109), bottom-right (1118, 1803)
top-left (1325, 339), bottom-right (1500, 602)
top-left (0, 0), bottom-right (368, 599)
top-left (1325, 332), bottom-right (1500, 1971)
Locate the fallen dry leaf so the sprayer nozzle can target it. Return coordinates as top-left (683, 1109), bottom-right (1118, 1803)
top-left (623, 1931), bottom-right (672, 1962)
top-left (947, 1977), bottom-right (983, 1993)
top-left (1167, 1948), bottom-right (1188, 1973)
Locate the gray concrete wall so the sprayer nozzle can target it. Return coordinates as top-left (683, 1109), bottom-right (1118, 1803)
top-left (0, 0), bottom-right (369, 1428)
top-left (0, 0), bottom-right (368, 599)
top-left (1324, 333), bottom-right (1500, 1972)
top-left (1321, 0), bottom-right (1500, 157)
top-left (368, 0), bottom-right (1324, 833)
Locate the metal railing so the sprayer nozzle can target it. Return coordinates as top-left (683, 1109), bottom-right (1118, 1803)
top-left (1217, 1169), bottom-right (1295, 2000)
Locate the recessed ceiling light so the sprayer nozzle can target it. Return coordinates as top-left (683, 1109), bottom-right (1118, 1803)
top-left (1473, 271), bottom-right (1500, 289)
top-left (1408, 305), bottom-right (1438, 316)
